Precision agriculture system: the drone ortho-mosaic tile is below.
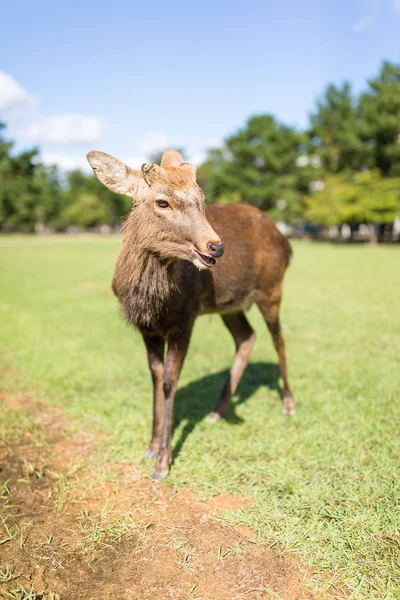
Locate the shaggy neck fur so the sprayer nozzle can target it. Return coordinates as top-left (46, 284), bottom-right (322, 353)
top-left (112, 211), bottom-right (180, 332)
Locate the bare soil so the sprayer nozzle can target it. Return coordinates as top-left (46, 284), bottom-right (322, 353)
top-left (0, 394), bottom-right (316, 600)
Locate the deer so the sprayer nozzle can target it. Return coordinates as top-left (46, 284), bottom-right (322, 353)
top-left (87, 148), bottom-right (294, 480)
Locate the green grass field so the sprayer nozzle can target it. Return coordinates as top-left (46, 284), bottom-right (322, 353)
top-left (1, 235), bottom-right (399, 599)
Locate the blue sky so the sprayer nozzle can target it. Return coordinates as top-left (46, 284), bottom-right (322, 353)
top-left (1, 0), bottom-right (399, 171)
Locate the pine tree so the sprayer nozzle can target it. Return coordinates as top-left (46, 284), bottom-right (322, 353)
top-left (206, 115), bottom-right (314, 223)
top-left (359, 61), bottom-right (400, 176)
top-left (309, 83), bottom-right (365, 173)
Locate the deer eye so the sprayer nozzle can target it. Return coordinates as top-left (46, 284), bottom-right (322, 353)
top-left (155, 199), bottom-right (170, 209)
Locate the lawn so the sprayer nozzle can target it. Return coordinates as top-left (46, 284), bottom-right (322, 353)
top-left (1, 235), bottom-right (399, 599)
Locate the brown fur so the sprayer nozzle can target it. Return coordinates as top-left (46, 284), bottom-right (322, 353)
top-left (87, 148), bottom-right (294, 480)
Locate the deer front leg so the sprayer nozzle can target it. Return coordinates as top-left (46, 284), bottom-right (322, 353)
top-left (152, 329), bottom-right (192, 481)
top-left (143, 334), bottom-right (165, 459)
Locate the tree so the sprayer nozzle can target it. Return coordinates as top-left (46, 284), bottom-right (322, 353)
top-left (0, 123), bottom-right (40, 231)
top-left (32, 164), bottom-right (64, 229)
top-left (2, 60), bottom-right (400, 234)
top-left (62, 193), bottom-right (112, 228)
top-left (205, 115), bottom-right (315, 223)
top-left (60, 170), bottom-right (131, 228)
top-left (305, 170), bottom-right (400, 232)
top-left (0, 122), bottom-right (133, 231)
top-left (309, 82), bottom-right (366, 173)
top-left (358, 61), bottom-right (400, 176)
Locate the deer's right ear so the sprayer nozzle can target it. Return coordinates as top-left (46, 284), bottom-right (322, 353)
top-left (87, 151), bottom-right (143, 196)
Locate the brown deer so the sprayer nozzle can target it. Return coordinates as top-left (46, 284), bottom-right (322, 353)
top-left (87, 148), bottom-right (294, 480)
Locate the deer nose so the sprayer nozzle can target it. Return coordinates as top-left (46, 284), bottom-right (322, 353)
top-left (208, 242), bottom-right (224, 258)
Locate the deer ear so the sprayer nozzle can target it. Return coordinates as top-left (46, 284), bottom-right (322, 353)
top-left (160, 148), bottom-right (184, 167)
top-left (141, 163), bottom-right (162, 186)
top-left (87, 151), bottom-right (143, 196)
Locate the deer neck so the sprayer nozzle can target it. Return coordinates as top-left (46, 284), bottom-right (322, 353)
top-left (113, 220), bottom-right (179, 332)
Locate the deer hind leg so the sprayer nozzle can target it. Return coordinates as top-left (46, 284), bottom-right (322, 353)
top-left (256, 289), bottom-right (295, 416)
top-left (143, 334), bottom-right (165, 459)
top-left (207, 312), bottom-right (256, 423)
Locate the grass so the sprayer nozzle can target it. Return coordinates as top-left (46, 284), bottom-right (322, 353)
top-left (76, 506), bottom-right (139, 549)
top-left (2, 587), bottom-right (60, 600)
top-left (0, 565), bottom-right (19, 584)
top-left (0, 518), bottom-right (18, 546)
top-left (0, 234), bottom-right (399, 598)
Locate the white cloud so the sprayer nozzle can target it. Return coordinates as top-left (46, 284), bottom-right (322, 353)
top-left (0, 72), bottom-right (104, 148)
top-left (394, 0), bottom-right (400, 14)
top-left (41, 152), bottom-right (91, 172)
top-left (136, 132), bottom-right (168, 155)
top-left (26, 114), bottom-right (102, 145)
top-left (0, 71), bottom-right (36, 115)
top-left (352, 15), bottom-right (375, 32)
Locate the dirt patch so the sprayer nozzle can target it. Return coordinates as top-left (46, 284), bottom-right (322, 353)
top-left (0, 393), bottom-right (317, 600)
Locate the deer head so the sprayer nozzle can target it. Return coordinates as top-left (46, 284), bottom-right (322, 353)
top-left (87, 149), bottom-right (224, 269)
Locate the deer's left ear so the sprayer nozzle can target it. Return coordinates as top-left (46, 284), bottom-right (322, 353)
top-left (141, 163), bottom-right (162, 186)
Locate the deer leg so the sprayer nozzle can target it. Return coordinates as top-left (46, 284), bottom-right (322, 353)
top-left (257, 295), bottom-right (295, 416)
top-left (143, 334), bottom-right (165, 459)
top-left (153, 329), bottom-right (192, 481)
top-left (207, 312), bottom-right (256, 423)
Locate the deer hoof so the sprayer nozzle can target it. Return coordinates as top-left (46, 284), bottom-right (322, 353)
top-left (205, 411), bottom-right (221, 424)
top-left (282, 407), bottom-right (296, 416)
top-left (282, 396), bottom-right (295, 416)
top-left (144, 448), bottom-right (158, 460)
top-left (152, 468), bottom-right (169, 481)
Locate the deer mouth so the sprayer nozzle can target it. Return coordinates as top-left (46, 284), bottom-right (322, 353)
top-left (198, 252), bottom-right (216, 267)
top-left (192, 250), bottom-right (216, 269)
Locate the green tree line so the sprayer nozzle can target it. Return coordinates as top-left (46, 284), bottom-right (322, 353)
top-left (0, 129), bottom-right (131, 232)
top-left (0, 61), bottom-right (399, 234)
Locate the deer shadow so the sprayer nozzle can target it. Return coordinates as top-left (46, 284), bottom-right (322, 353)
top-left (171, 361), bottom-right (281, 463)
